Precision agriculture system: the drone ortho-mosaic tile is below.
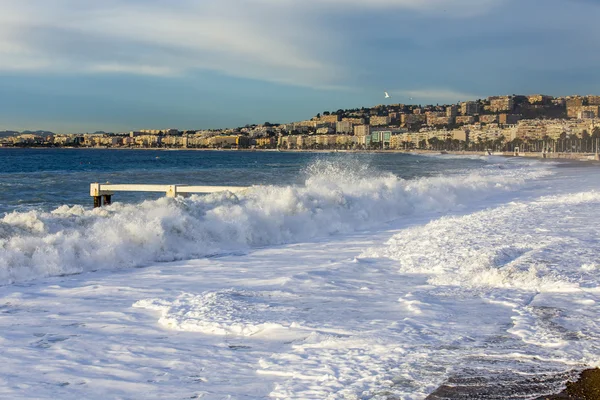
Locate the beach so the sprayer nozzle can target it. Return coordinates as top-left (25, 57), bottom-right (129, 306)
top-left (0, 150), bottom-right (598, 399)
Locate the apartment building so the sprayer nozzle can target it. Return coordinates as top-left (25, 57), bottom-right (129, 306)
top-left (370, 115), bottom-right (392, 126)
top-left (455, 116), bottom-right (475, 125)
top-left (254, 137), bottom-right (276, 148)
top-left (342, 117), bottom-right (365, 125)
top-left (336, 120), bottom-right (354, 134)
top-left (527, 95), bottom-right (553, 105)
top-left (318, 114), bottom-right (341, 124)
top-left (446, 105), bottom-right (458, 117)
top-left (460, 101), bottom-right (480, 116)
top-left (489, 96), bottom-right (514, 112)
top-left (401, 113), bottom-right (427, 127)
top-left (354, 124), bottom-right (371, 137)
top-left (479, 115), bottom-right (499, 124)
top-left (499, 113), bottom-right (522, 125)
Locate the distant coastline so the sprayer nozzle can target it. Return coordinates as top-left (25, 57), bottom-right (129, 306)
top-left (3, 94), bottom-right (600, 156)
top-left (2, 145), bottom-right (598, 163)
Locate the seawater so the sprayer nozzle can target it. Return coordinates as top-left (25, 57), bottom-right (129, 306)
top-left (0, 148), bottom-right (551, 284)
top-left (0, 148), bottom-right (485, 214)
top-left (1, 148), bottom-right (599, 399)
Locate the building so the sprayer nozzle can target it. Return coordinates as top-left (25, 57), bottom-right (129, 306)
top-left (336, 120), bottom-right (354, 134)
top-left (297, 135), bottom-right (316, 149)
top-left (489, 96), bottom-right (514, 113)
top-left (587, 96), bottom-right (600, 106)
top-left (318, 114), bottom-right (341, 124)
top-left (294, 120), bottom-right (332, 129)
top-left (354, 130), bottom-right (392, 148)
top-left (389, 134), bottom-right (404, 149)
top-left (479, 114), bottom-right (499, 124)
top-left (578, 110), bottom-right (596, 119)
top-left (387, 112), bottom-right (400, 125)
top-left (429, 116), bottom-right (454, 126)
top-left (133, 134), bottom-right (161, 147)
top-left (515, 120), bottom-right (547, 140)
top-left (353, 124), bottom-right (371, 137)
top-left (370, 115), bottom-right (392, 126)
top-left (460, 101), bottom-right (480, 116)
top-left (316, 126), bottom-right (334, 135)
top-left (527, 95), bottom-right (553, 105)
top-left (336, 135), bottom-right (355, 147)
top-left (426, 111), bottom-right (445, 125)
top-left (342, 117), bottom-right (365, 125)
top-left (568, 104), bottom-right (600, 119)
top-left (206, 135), bottom-right (245, 148)
top-left (371, 127), bottom-right (407, 137)
top-left (401, 113), bottom-right (427, 127)
top-left (281, 123), bottom-right (310, 134)
top-left (451, 128), bottom-right (468, 142)
top-left (315, 135), bottom-right (337, 147)
top-left (254, 137), bottom-right (276, 148)
top-left (277, 135), bottom-right (293, 149)
top-left (499, 113), bottom-right (522, 125)
top-left (455, 116), bottom-right (475, 125)
top-left (446, 105), bottom-right (458, 118)
top-left (161, 135), bottom-right (187, 147)
top-left (566, 97), bottom-right (585, 118)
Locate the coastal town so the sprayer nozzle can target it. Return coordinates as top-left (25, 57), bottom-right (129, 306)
top-left (3, 94), bottom-right (600, 153)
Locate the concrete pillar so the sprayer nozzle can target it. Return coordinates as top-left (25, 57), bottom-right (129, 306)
top-left (166, 185), bottom-right (179, 198)
top-left (103, 195), bottom-right (112, 206)
top-left (93, 196), bottom-right (102, 208)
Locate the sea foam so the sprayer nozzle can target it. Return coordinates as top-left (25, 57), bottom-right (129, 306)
top-left (0, 159), bottom-right (551, 285)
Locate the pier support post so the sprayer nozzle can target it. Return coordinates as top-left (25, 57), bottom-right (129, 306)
top-left (90, 183), bottom-right (113, 208)
top-left (166, 185), bottom-right (179, 198)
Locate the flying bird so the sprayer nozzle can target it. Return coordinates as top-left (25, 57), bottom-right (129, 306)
top-left (384, 91), bottom-right (390, 98)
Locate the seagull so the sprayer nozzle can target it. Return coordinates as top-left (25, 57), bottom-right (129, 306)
top-left (384, 91), bottom-right (390, 99)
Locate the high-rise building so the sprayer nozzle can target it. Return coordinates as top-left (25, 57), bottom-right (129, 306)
top-left (460, 101), bottom-right (480, 116)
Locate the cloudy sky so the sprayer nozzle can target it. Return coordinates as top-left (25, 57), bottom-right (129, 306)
top-left (1, 0), bottom-right (599, 132)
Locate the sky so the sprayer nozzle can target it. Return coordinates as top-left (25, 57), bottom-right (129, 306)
top-left (0, 0), bottom-right (599, 133)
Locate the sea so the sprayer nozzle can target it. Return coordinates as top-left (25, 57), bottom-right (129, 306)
top-left (0, 148), bottom-right (598, 399)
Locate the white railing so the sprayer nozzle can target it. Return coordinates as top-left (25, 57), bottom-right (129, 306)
top-left (90, 183), bottom-right (248, 207)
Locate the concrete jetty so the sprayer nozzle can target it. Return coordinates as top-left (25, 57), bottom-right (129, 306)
top-left (90, 183), bottom-right (248, 207)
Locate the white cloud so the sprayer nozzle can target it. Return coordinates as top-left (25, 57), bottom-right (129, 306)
top-left (0, 0), bottom-right (503, 86)
top-left (86, 63), bottom-right (181, 77)
top-left (257, 0), bottom-right (500, 12)
top-left (0, 1), bottom-right (341, 86)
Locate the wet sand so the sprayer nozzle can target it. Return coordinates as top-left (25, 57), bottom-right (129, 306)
top-left (425, 369), bottom-right (600, 400)
top-left (538, 369), bottom-right (600, 400)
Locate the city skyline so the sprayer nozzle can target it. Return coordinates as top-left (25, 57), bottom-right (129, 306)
top-left (1, 0), bottom-right (600, 132)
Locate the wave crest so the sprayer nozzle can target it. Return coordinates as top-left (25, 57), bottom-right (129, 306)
top-left (0, 160), bottom-right (551, 285)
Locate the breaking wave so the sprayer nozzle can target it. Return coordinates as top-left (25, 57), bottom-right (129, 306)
top-left (0, 159), bottom-right (551, 285)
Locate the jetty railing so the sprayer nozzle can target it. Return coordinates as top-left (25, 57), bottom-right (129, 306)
top-left (90, 183), bottom-right (249, 208)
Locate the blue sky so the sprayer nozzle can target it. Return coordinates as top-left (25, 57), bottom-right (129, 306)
top-left (1, 0), bottom-right (599, 133)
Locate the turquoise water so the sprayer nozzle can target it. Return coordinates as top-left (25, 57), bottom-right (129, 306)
top-left (0, 148), bottom-right (485, 214)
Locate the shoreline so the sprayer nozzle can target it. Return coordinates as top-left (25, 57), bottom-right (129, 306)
top-left (540, 368), bottom-right (600, 399)
top-left (2, 146), bottom-right (599, 162)
top-left (427, 368), bottom-right (600, 399)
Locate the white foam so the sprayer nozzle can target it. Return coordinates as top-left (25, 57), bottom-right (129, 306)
top-left (361, 187), bottom-right (600, 378)
top-left (362, 191), bottom-right (600, 292)
top-left (0, 159), bottom-right (552, 285)
top-left (134, 290), bottom-right (298, 336)
top-left (1, 160), bottom-right (600, 399)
